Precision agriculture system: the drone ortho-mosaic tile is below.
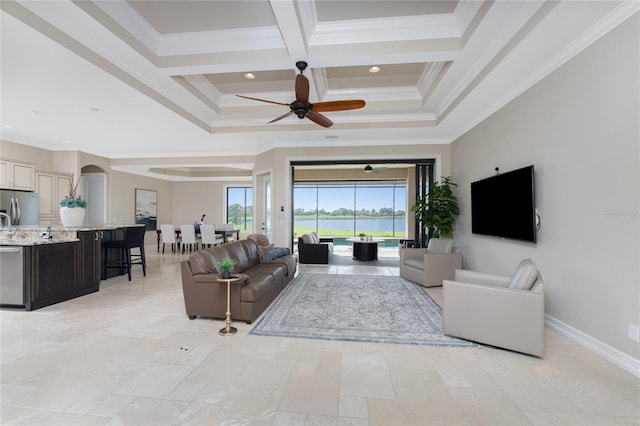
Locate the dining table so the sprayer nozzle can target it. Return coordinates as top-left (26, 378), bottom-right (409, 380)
top-left (155, 227), bottom-right (240, 252)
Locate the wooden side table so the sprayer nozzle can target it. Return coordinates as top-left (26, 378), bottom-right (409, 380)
top-left (217, 275), bottom-right (243, 336)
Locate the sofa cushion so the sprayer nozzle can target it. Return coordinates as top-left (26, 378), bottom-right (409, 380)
top-left (240, 273), bottom-right (275, 302)
top-left (508, 258), bottom-right (539, 290)
top-left (247, 233), bottom-right (270, 247)
top-left (264, 247), bottom-right (290, 261)
top-left (404, 259), bottom-right (424, 270)
top-left (189, 250), bottom-right (218, 275)
top-left (427, 238), bottom-right (454, 254)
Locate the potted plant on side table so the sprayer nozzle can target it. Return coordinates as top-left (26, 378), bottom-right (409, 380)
top-left (215, 257), bottom-right (237, 279)
top-left (59, 179), bottom-right (87, 228)
top-left (411, 176), bottom-right (460, 240)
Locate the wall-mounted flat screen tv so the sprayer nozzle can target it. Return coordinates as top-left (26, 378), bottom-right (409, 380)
top-left (471, 165), bottom-right (537, 243)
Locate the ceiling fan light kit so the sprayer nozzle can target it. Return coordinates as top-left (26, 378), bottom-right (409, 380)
top-left (236, 61), bottom-right (366, 128)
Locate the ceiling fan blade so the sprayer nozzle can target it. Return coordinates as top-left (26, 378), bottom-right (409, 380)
top-left (295, 74), bottom-right (309, 105)
top-left (313, 99), bottom-right (365, 112)
top-left (306, 111), bottom-right (333, 128)
top-left (268, 110), bottom-right (294, 124)
top-left (236, 94), bottom-right (290, 107)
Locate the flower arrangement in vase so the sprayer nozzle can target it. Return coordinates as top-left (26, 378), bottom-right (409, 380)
top-left (59, 178), bottom-right (86, 227)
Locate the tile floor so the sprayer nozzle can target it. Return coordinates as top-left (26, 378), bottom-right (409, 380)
top-left (1, 246), bottom-right (638, 425)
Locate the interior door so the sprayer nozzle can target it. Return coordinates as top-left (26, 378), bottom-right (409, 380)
top-left (81, 173), bottom-right (106, 225)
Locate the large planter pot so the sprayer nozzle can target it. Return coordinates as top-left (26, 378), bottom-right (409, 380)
top-left (60, 207), bottom-right (85, 228)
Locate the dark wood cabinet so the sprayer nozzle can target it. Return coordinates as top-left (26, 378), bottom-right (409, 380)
top-left (78, 230), bottom-right (102, 290)
top-left (25, 242), bottom-right (80, 310)
top-left (23, 239), bottom-right (102, 311)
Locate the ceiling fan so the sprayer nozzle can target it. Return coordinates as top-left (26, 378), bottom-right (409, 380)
top-left (236, 61), bottom-right (365, 128)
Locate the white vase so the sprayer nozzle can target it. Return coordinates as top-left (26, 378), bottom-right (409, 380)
top-left (60, 207), bottom-right (85, 228)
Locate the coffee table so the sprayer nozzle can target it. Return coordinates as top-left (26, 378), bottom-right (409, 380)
top-left (346, 237), bottom-right (385, 261)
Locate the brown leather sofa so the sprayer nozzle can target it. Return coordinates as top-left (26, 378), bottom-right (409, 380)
top-left (180, 239), bottom-right (297, 323)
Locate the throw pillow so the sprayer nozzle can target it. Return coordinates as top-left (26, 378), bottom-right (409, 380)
top-left (258, 244), bottom-right (275, 260)
top-left (310, 232), bottom-right (319, 244)
top-left (508, 258), bottom-right (539, 290)
top-left (264, 247), bottom-right (291, 261)
top-left (301, 233), bottom-right (314, 244)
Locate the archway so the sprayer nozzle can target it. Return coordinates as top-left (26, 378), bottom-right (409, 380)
top-left (81, 165), bottom-right (108, 225)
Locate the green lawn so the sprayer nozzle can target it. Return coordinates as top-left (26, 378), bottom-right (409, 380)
top-left (293, 226), bottom-right (401, 238)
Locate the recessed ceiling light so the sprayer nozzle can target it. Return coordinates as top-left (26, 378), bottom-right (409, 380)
top-left (244, 73), bottom-right (256, 79)
top-left (62, 139), bottom-right (71, 144)
top-left (2, 124), bottom-right (13, 129)
top-left (89, 107), bottom-right (104, 112)
top-left (368, 66), bottom-right (381, 73)
top-left (32, 110), bottom-right (47, 115)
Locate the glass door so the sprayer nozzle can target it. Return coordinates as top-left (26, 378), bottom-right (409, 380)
top-left (264, 177), bottom-right (271, 240)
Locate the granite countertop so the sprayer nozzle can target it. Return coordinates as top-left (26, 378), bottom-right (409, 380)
top-left (0, 224), bottom-right (142, 246)
top-left (0, 238), bottom-right (80, 246)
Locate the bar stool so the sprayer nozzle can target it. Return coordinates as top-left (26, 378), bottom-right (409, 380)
top-left (103, 226), bottom-right (147, 281)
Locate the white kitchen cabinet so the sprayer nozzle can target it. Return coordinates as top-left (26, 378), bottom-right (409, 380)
top-left (36, 171), bottom-right (72, 225)
top-left (0, 159), bottom-right (36, 191)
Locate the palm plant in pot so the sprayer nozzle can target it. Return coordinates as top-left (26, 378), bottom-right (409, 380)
top-left (59, 179), bottom-right (87, 228)
top-left (411, 176), bottom-right (460, 240)
top-left (215, 257), bottom-right (237, 279)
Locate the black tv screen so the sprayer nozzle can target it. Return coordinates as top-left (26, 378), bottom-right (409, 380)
top-left (471, 165), bottom-right (537, 243)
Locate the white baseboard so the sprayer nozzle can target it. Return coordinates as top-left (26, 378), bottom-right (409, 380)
top-left (545, 315), bottom-right (640, 378)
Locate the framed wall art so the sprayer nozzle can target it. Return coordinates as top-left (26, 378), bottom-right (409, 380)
top-left (135, 188), bottom-right (157, 230)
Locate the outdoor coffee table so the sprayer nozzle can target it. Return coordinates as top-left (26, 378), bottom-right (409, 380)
top-left (346, 237), bottom-right (385, 261)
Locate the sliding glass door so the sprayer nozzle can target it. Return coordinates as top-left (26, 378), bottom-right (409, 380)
top-left (293, 182), bottom-right (406, 238)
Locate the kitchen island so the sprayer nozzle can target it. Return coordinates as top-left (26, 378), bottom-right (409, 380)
top-left (0, 225), bottom-right (140, 310)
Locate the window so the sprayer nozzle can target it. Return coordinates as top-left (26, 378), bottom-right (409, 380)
top-left (226, 187), bottom-right (253, 230)
top-left (293, 182), bottom-right (406, 237)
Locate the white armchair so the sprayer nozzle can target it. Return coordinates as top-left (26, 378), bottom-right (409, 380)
top-left (442, 259), bottom-right (545, 357)
top-left (399, 238), bottom-right (462, 287)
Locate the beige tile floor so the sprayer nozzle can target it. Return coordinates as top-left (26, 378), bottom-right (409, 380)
top-left (1, 246), bottom-right (638, 425)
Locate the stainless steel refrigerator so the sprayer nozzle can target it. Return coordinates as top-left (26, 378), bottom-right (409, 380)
top-left (0, 190), bottom-right (39, 227)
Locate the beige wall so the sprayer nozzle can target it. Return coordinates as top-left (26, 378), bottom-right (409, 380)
top-left (109, 170), bottom-right (172, 245)
top-left (170, 180), bottom-right (250, 228)
top-left (1, 140), bottom-right (58, 172)
top-left (451, 15), bottom-right (639, 359)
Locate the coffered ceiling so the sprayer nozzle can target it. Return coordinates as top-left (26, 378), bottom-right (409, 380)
top-left (0, 0), bottom-right (636, 180)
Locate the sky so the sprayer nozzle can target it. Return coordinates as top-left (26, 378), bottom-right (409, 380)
top-left (294, 184), bottom-right (406, 212)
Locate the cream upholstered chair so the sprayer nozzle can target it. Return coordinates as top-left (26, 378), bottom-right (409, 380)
top-left (160, 224), bottom-right (181, 253)
top-left (442, 258), bottom-right (545, 357)
top-left (200, 224), bottom-right (223, 247)
top-left (399, 238), bottom-right (462, 287)
top-left (180, 224), bottom-right (202, 253)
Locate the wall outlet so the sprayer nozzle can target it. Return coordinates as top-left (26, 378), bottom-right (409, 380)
top-left (628, 324), bottom-right (640, 342)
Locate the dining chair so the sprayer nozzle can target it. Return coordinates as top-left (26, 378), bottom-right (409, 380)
top-left (180, 224), bottom-right (201, 253)
top-left (200, 224), bottom-right (224, 247)
top-left (160, 224), bottom-right (181, 253)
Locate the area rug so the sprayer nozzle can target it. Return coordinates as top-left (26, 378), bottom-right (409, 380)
top-left (250, 274), bottom-right (475, 347)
